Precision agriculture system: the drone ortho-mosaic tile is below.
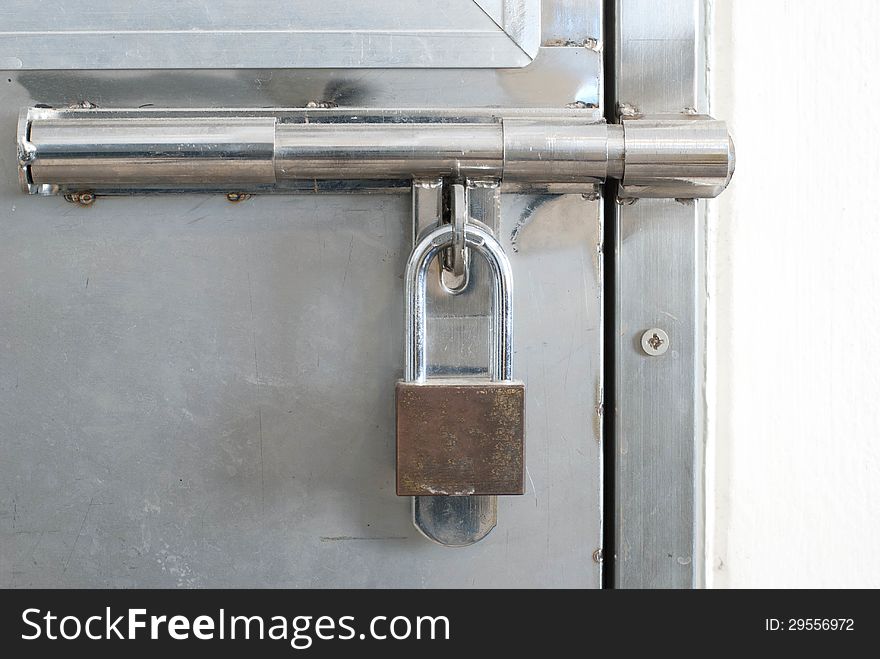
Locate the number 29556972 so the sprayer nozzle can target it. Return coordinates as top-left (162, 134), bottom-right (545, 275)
top-left (765, 619), bottom-right (854, 631)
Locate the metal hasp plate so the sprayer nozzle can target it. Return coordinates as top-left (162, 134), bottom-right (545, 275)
top-left (396, 381), bottom-right (525, 496)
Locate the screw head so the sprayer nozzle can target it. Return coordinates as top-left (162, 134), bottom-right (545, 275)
top-left (64, 192), bottom-right (95, 206)
top-left (641, 328), bottom-right (669, 356)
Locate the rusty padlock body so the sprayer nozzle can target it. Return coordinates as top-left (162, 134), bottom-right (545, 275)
top-left (396, 223), bottom-right (525, 497)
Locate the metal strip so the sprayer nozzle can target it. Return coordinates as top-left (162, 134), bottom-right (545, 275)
top-left (0, 0), bottom-right (537, 70)
top-left (613, 0), bottom-right (708, 588)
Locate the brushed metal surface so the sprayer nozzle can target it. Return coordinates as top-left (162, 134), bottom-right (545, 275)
top-left (0, 191), bottom-right (602, 588)
top-left (0, 0), bottom-right (603, 587)
top-left (0, 0), bottom-right (539, 69)
top-left (5, 48), bottom-right (601, 111)
top-left (613, 0), bottom-right (708, 588)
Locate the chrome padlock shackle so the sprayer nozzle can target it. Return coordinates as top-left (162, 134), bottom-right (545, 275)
top-left (405, 223), bottom-right (513, 383)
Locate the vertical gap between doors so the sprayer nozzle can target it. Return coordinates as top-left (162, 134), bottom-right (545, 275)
top-left (601, 0), bottom-right (618, 590)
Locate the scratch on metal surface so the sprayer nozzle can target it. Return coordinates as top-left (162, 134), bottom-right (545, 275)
top-left (526, 467), bottom-right (537, 499)
top-left (341, 236), bottom-right (355, 288)
top-left (247, 271), bottom-right (258, 379)
top-left (62, 496), bottom-right (94, 575)
top-left (27, 531), bottom-right (44, 566)
top-left (258, 407), bottom-right (265, 510)
top-left (510, 195), bottom-right (553, 252)
top-left (320, 536), bottom-right (408, 542)
top-left (186, 198), bottom-right (209, 215)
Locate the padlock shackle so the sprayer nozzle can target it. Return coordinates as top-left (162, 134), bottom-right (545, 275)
top-left (405, 224), bottom-right (513, 384)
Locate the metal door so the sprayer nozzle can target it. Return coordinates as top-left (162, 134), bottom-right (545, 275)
top-left (0, 1), bottom-right (729, 589)
top-left (0, 1), bottom-right (604, 588)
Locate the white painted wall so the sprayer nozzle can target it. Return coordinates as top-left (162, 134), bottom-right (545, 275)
top-left (707, 0), bottom-right (880, 587)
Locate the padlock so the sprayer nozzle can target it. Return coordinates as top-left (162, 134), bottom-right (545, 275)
top-left (396, 223), bottom-right (525, 497)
